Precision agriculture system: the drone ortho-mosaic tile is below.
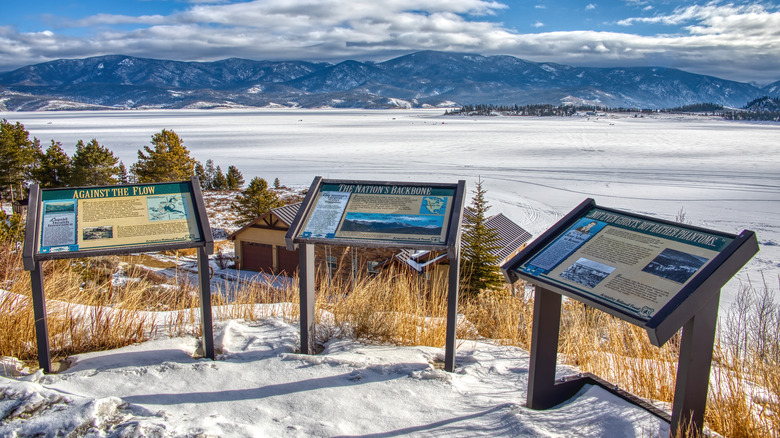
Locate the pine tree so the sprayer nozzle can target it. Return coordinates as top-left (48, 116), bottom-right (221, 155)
top-left (203, 159), bottom-right (216, 190)
top-left (460, 177), bottom-right (503, 297)
top-left (131, 129), bottom-right (197, 183)
top-left (194, 162), bottom-right (207, 189)
top-left (117, 161), bottom-right (130, 184)
top-left (273, 177), bottom-right (281, 189)
top-left (71, 139), bottom-right (120, 186)
top-left (231, 177), bottom-right (284, 226)
top-left (226, 165), bottom-right (244, 190)
top-left (35, 140), bottom-right (72, 188)
top-left (212, 166), bottom-right (227, 191)
top-left (0, 119), bottom-right (40, 203)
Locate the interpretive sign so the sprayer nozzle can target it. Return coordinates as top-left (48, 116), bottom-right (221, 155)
top-left (516, 207), bottom-right (734, 322)
top-left (23, 178), bottom-right (215, 374)
top-left (294, 181), bottom-right (457, 248)
top-left (35, 182), bottom-right (202, 256)
top-left (287, 177), bottom-right (466, 372)
top-left (502, 198), bottom-right (759, 437)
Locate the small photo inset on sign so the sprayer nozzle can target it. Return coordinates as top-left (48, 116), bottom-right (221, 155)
top-left (642, 248), bottom-right (708, 284)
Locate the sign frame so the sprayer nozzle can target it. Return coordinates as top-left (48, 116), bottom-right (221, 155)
top-left (285, 177), bottom-right (467, 371)
top-left (501, 198), bottom-right (759, 436)
top-left (22, 177), bottom-right (216, 373)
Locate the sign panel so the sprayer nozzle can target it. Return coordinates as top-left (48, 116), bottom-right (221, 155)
top-left (296, 181), bottom-right (456, 247)
top-left (514, 206), bottom-right (734, 321)
top-left (37, 182), bottom-right (202, 255)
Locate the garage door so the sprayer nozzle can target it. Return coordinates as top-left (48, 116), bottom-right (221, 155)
top-left (277, 247), bottom-right (300, 276)
top-left (242, 242), bottom-right (274, 272)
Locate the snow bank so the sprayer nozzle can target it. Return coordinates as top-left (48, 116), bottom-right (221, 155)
top-left (0, 318), bottom-right (669, 437)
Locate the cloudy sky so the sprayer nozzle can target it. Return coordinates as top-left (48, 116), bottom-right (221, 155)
top-left (2, 0), bottom-right (779, 84)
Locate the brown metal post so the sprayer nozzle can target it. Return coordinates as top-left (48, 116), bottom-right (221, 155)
top-left (299, 243), bottom-right (316, 354)
top-left (670, 292), bottom-right (720, 436)
top-left (30, 261), bottom-right (51, 373)
top-left (444, 251), bottom-right (460, 372)
top-left (527, 286), bottom-right (563, 409)
top-left (198, 246), bottom-right (215, 360)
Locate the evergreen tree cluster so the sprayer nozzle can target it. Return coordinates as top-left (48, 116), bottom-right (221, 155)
top-left (445, 104), bottom-right (654, 117)
top-left (722, 97), bottom-right (780, 121)
top-left (0, 119), bottom-right (254, 205)
top-left (662, 103), bottom-right (725, 113)
top-left (195, 160), bottom-right (245, 191)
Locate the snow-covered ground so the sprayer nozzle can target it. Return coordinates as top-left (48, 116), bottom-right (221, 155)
top-left (1, 108), bottom-right (776, 436)
top-left (1, 312), bottom-right (669, 437)
top-left (6, 108), bottom-right (778, 314)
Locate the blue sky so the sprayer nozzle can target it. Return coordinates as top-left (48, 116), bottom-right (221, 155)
top-left (1, 0), bottom-right (779, 83)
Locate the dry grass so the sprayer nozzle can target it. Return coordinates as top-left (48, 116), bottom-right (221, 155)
top-left (1, 240), bottom-right (778, 437)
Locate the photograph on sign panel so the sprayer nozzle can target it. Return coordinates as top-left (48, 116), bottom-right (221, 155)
top-left (559, 257), bottom-right (616, 288)
top-left (83, 226), bottom-right (113, 240)
top-left (340, 212), bottom-right (444, 236)
top-left (45, 201), bottom-right (76, 214)
top-left (147, 195), bottom-right (188, 222)
top-left (642, 248), bottom-right (709, 284)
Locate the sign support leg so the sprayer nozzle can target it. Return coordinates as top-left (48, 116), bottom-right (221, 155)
top-left (444, 253), bottom-right (460, 372)
top-left (299, 243), bottom-right (316, 354)
top-left (671, 292), bottom-right (720, 436)
top-left (30, 260), bottom-right (51, 373)
top-left (197, 246), bottom-right (215, 360)
top-left (527, 287), bottom-right (586, 409)
top-left (527, 286), bottom-right (562, 409)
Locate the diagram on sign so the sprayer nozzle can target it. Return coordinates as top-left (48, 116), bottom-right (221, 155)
top-left (147, 195), bottom-right (188, 221)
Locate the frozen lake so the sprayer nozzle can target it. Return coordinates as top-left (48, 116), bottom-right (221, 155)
top-left (3, 108), bottom-right (779, 313)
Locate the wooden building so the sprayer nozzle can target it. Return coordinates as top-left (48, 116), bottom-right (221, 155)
top-left (229, 203), bottom-right (532, 282)
top-left (228, 203), bottom-right (301, 275)
top-left (228, 203), bottom-right (400, 279)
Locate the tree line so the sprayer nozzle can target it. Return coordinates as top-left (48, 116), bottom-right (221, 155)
top-left (444, 104), bottom-right (654, 117)
top-left (0, 119), bottom-right (285, 229)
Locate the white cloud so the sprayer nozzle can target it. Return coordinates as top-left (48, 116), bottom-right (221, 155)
top-left (586, 4), bottom-right (597, 11)
top-left (0, 0), bottom-right (778, 83)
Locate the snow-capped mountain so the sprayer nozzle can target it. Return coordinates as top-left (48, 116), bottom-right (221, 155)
top-left (0, 51), bottom-right (775, 111)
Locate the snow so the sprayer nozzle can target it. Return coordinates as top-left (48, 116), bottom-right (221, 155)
top-left (2, 108), bottom-right (776, 435)
top-left (5, 108), bottom-right (778, 314)
top-left (0, 314), bottom-right (669, 437)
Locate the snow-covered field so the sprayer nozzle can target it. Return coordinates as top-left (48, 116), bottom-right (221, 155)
top-left (1, 108), bottom-right (777, 436)
top-left (6, 108), bottom-right (779, 313)
top-left (1, 310), bottom-right (669, 437)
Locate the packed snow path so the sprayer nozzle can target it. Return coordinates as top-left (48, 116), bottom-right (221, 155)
top-left (1, 318), bottom-right (668, 437)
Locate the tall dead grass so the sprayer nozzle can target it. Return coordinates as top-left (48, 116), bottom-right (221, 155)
top-left (1, 240), bottom-right (778, 437)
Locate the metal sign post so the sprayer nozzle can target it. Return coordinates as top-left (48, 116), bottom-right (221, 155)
top-left (23, 177), bottom-right (215, 372)
top-left (286, 177), bottom-right (466, 369)
top-left (502, 198), bottom-right (759, 436)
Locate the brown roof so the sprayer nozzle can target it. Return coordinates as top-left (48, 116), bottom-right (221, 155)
top-left (486, 213), bottom-right (533, 261)
top-left (461, 209), bottom-right (532, 260)
top-left (272, 202), bottom-right (301, 225)
top-left (397, 211), bottom-right (532, 272)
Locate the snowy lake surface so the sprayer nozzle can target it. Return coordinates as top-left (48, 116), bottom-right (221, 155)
top-left (4, 108), bottom-right (779, 315)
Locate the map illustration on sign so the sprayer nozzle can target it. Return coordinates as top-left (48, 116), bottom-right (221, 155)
top-left (147, 195), bottom-right (188, 222)
top-left (421, 196), bottom-right (447, 215)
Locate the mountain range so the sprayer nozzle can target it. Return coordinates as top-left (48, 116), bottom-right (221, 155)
top-left (1, 51), bottom-right (778, 111)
